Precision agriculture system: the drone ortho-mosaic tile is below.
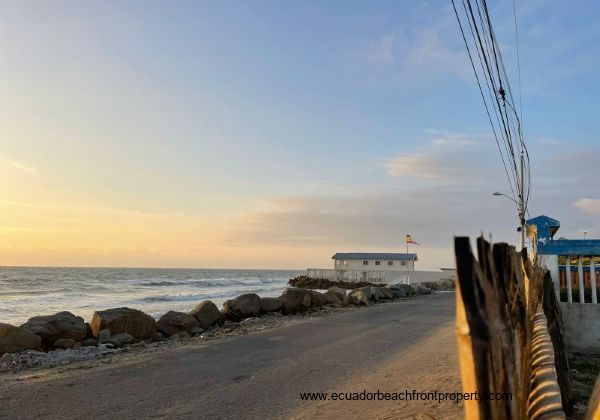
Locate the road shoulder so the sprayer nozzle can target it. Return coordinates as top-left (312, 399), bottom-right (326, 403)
top-left (289, 320), bottom-right (463, 420)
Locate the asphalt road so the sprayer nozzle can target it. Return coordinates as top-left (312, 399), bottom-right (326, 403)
top-left (0, 293), bottom-right (456, 420)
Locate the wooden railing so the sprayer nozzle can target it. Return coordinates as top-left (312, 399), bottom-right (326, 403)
top-left (454, 236), bottom-right (571, 419)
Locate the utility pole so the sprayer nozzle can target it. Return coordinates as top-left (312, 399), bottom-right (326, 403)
top-left (519, 150), bottom-right (525, 250)
top-left (405, 242), bottom-right (409, 284)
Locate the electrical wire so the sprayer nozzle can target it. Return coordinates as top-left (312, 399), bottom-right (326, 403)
top-left (450, 0), bottom-right (530, 222)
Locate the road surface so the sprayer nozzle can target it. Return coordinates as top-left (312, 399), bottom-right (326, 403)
top-left (0, 293), bottom-right (461, 419)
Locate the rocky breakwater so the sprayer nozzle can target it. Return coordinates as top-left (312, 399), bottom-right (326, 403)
top-left (288, 275), bottom-right (386, 290)
top-left (0, 281), bottom-right (440, 372)
top-left (20, 311), bottom-right (87, 349)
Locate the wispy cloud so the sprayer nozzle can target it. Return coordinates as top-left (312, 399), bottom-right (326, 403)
top-left (403, 23), bottom-right (470, 79)
top-left (383, 131), bottom-right (494, 181)
top-left (367, 34), bottom-right (395, 64)
top-left (222, 184), bottom-right (516, 270)
top-left (1, 159), bottom-right (37, 175)
top-left (359, 14), bottom-right (470, 80)
top-left (572, 198), bottom-right (600, 215)
top-left (222, 127), bottom-right (600, 262)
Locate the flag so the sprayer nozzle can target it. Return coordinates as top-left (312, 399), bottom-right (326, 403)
top-left (405, 234), bottom-right (420, 245)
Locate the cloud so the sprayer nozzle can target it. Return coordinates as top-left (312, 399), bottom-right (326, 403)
top-left (1, 159), bottom-right (37, 175)
top-left (403, 24), bottom-right (470, 79)
top-left (386, 152), bottom-right (438, 179)
top-left (572, 198), bottom-right (600, 215)
top-left (222, 183), bottom-right (524, 270)
top-left (220, 128), bottom-right (600, 267)
top-left (367, 34), bottom-right (395, 64)
top-left (534, 149), bottom-right (600, 194)
top-left (359, 13), bottom-right (471, 80)
top-left (383, 131), bottom-right (495, 181)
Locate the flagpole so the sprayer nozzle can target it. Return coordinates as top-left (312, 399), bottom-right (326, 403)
top-left (406, 241), bottom-right (409, 282)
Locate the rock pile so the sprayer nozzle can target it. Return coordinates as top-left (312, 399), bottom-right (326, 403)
top-left (0, 279), bottom-right (446, 364)
top-left (288, 275), bottom-right (385, 290)
top-left (421, 278), bottom-right (455, 291)
top-left (20, 311), bottom-right (87, 347)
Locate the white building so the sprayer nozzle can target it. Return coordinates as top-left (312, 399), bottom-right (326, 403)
top-left (307, 252), bottom-right (453, 284)
top-left (333, 252), bottom-right (416, 273)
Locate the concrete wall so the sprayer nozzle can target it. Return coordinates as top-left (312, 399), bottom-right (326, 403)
top-left (559, 302), bottom-right (600, 354)
top-left (306, 268), bottom-right (452, 284)
top-left (539, 254), bottom-right (559, 297)
top-left (408, 270), bottom-right (453, 283)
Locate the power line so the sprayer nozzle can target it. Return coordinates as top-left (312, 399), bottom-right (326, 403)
top-left (451, 0), bottom-right (531, 247)
top-left (450, 0), bottom-right (517, 200)
top-left (513, 0), bottom-right (523, 127)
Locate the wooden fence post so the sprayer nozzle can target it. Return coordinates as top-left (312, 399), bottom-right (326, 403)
top-left (455, 236), bottom-right (568, 419)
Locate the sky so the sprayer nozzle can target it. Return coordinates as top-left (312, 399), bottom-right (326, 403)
top-left (1, 0), bottom-right (599, 270)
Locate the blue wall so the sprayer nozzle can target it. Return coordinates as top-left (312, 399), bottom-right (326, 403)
top-left (527, 215), bottom-right (600, 256)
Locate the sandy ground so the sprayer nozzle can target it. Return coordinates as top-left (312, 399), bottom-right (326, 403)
top-left (290, 323), bottom-right (462, 419)
top-left (0, 293), bottom-right (461, 420)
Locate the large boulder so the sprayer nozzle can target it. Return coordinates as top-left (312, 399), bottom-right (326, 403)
top-left (348, 289), bottom-right (369, 306)
top-left (85, 322), bottom-right (93, 338)
top-left (439, 278), bottom-right (455, 290)
top-left (359, 286), bottom-right (394, 301)
top-left (98, 329), bottom-right (111, 344)
top-left (91, 307), bottom-right (156, 339)
top-left (157, 311), bottom-right (200, 336)
top-left (353, 286), bottom-right (381, 302)
top-left (323, 286), bottom-right (348, 306)
top-left (377, 287), bottom-right (395, 300)
top-left (170, 331), bottom-right (190, 341)
top-left (307, 290), bottom-right (328, 307)
top-left (414, 284), bottom-right (432, 295)
top-left (190, 301), bottom-right (223, 329)
top-left (223, 294), bottom-right (261, 320)
top-left (389, 283), bottom-right (414, 298)
top-left (421, 281), bottom-right (440, 291)
top-left (82, 337), bottom-right (98, 347)
top-left (0, 323), bottom-right (42, 355)
top-left (112, 333), bottom-right (135, 345)
top-left (20, 311), bottom-right (86, 346)
top-left (53, 338), bottom-right (76, 349)
top-left (259, 297), bottom-right (283, 314)
top-left (280, 288), bottom-right (312, 314)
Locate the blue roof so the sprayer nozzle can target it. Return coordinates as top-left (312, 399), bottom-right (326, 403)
top-left (332, 253), bottom-right (417, 261)
top-left (526, 215), bottom-right (560, 227)
top-left (526, 215), bottom-right (560, 240)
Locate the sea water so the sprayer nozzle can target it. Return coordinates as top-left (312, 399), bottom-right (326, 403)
top-left (0, 267), bottom-right (303, 325)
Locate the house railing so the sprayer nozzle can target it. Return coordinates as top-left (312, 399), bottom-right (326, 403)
top-left (555, 256), bottom-right (598, 304)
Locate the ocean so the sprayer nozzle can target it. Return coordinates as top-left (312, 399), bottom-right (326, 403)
top-left (0, 267), bottom-right (304, 325)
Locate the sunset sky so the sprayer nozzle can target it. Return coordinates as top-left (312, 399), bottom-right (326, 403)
top-left (1, 0), bottom-right (599, 269)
